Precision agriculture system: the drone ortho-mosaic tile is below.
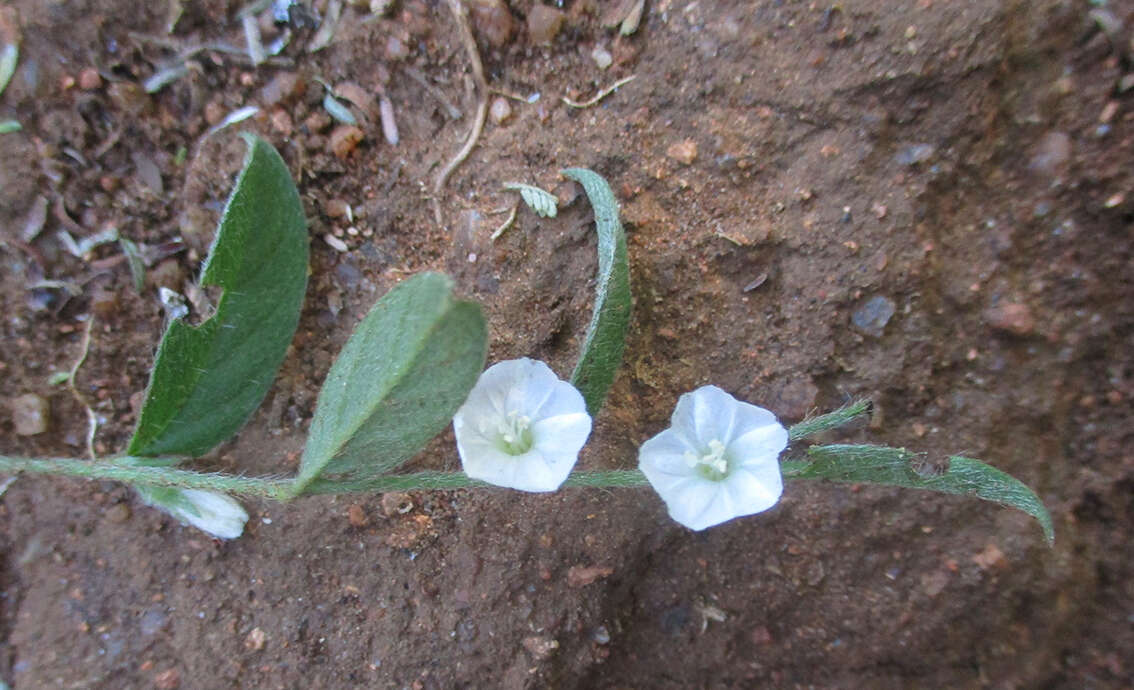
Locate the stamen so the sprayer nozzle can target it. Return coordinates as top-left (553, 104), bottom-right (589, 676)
top-left (497, 410), bottom-right (533, 455)
top-left (687, 439), bottom-right (729, 479)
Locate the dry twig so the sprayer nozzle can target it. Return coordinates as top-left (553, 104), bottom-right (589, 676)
top-left (433, 0), bottom-right (488, 227)
top-left (562, 75), bottom-right (637, 109)
top-left (68, 317), bottom-right (99, 460)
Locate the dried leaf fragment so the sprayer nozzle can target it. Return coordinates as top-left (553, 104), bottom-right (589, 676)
top-left (504, 182), bottom-right (558, 217)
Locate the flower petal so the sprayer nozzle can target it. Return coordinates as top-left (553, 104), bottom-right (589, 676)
top-left (664, 477), bottom-right (733, 531)
top-left (638, 428), bottom-right (698, 476)
top-left (530, 378), bottom-right (588, 419)
top-left (670, 386), bottom-right (739, 448)
top-left (176, 489), bottom-right (249, 539)
top-left (727, 423), bottom-right (789, 469)
top-left (531, 412), bottom-right (592, 451)
top-left (724, 465), bottom-right (783, 515)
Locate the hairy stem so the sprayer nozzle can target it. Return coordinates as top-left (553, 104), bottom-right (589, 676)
top-left (0, 455), bottom-right (293, 499)
top-left (788, 399), bottom-right (872, 441)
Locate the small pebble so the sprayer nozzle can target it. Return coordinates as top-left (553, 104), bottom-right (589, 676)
top-left (591, 45), bottom-right (613, 70)
top-left (527, 5), bottom-right (565, 44)
top-left (1028, 131), bottom-right (1071, 179)
top-left (921, 570), bottom-right (950, 598)
top-left (469, 0), bottom-right (514, 48)
top-left (259, 72), bottom-right (305, 106)
top-left (851, 296), bottom-right (896, 337)
top-left (328, 125), bottom-right (364, 158)
top-left (751, 626), bottom-right (774, 645)
top-left (385, 35), bottom-right (409, 60)
top-left (323, 199), bottom-right (351, 219)
top-left (269, 108), bottom-right (292, 135)
top-left (149, 259), bottom-right (185, 291)
top-left (244, 627), bottom-right (267, 651)
top-left (90, 287), bottom-right (119, 319)
top-left (972, 543), bottom-right (1007, 571)
top-left (566, 564), bottom-right (613, 587)
top-left (522, 636), bottom-right (559, 660)
top-left (347, 504), bottom-right (368, 527)
top-left (105, 503), bottom-right (131, 523)
top-left (303, 111), bottom-right (332, 134)
top-left (10, 393), bottom-right (50, 435)
top-left (78, 67), bottom-right (102, 91)
top-left (1099, 101), bottom-right (1119, 123)
top-left (379, 95), bottom-right (399, 146)
top-left (107, 82), bottom-right (148, 116)
top-left (983, 302), bottom-right (1035, 336)
top-left (666, 139), bottom-right (698, 165)
top-left (381, 492), bottom-right (414, 517)
top-left (324, 234), bottom-right (349, 252)
top-left (895, 143), bottom-right (934, 166)
top-left (489, 97), bottom-right (513, 125)
top-left (99, 175), bottom-right (120, 193)
top-left (154, 669), bottom-right (180, 690)
top-left (203, 101), bottom-right (226, 126)
top-left (335, 82), bottom-right (376, 116)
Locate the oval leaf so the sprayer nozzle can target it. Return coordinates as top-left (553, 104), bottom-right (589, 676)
top-left (291, 272), bottom-right (488, 496)
top-left (791, 444), bottom-right (1054, 544)
top-left (560, 168), bottom-right (632, 415)
top-left (127, 134), bottom-right (308, 457)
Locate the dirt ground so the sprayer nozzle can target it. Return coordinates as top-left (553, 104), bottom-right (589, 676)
top-left (1, 0), bottom-right (1132, 687)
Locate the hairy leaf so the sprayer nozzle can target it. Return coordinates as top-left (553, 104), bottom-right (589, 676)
top-left (504, 182), bottom-right (558, 218)
top-left (561, 168), bottom-right (632, 415)
top-left (127, 134), bottom-right (308, 457)
top-left (790, 444), bottom-right (1053, 544)
top-left (291, 273), bottom-right (487, 496)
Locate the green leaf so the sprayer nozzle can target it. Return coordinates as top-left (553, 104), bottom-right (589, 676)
top-left (504, 182), bottom-right (558, 218)
top-left (789, 444), bottom-right (1054, 544)
top-left (560, 168), bottom-right (632, 415)
top-left (291, 272), bottom-right (487, 496)
top-left (127, 134), bottom-right (308, 457)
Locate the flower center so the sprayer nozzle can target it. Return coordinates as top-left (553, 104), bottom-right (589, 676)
top-left (684, 439), bottom-right (730, 481)
top-left (496, 411), bottom-right (534, 455)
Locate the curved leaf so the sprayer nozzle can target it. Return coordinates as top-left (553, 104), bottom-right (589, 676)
top-left (560, 168), bottom-right (632, 415)
top-left (791, 444), bottom-right (1053, 544)
top-left (291, 272), bottom-right (487, 496)
top-left (127, 134), bottom-right (308, 457)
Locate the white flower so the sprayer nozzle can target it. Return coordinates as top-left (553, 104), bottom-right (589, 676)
top-left (638, 385), bottom-right (787, 531)
top-left (141, 487), bottom-right (249, 539)
top-left (453, 358), bottom-right (592, 492)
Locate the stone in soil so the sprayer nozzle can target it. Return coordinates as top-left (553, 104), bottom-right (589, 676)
top-left (9, 393), bottom-right (49, 435)
top-left (1028, 131), bottom-right (1071, 179)
top-left (983, 302), bottom-right (1035, 336)
top-left (851, 296), bottom-right (896, 337)
top-left (666, 139), bottom-right (698, 165)
top-left (470, 0), bottom-right (514, 48)
top-left (328, 125), bottom-right (364, 158)
top-left (527, 5), bottom-right (565, 44)
top-left (489, 97), bottom-right (513, 125)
